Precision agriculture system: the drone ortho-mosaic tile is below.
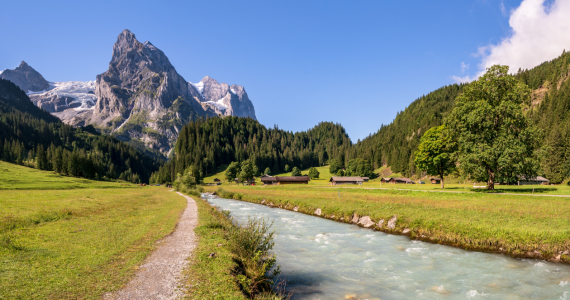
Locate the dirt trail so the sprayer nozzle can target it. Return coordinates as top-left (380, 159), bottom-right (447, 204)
top-left (104, 192), bottom-right (198, 300)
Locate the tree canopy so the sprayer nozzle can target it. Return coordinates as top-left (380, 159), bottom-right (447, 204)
top-left (414, 125), bottom-right (456, 188)
top-left (308, 167), bottom-right (320, 179)
top-left (445, 65), bottom-right (541, 189)
top-left (291, 166), bottom-right (302, 176)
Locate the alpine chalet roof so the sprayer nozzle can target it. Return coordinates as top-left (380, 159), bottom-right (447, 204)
top-left (274, 176), bottom-right (311, 182)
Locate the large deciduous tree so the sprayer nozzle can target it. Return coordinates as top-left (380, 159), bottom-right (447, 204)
top-left (238, 160), bottom-right (255, 183)
top-left (225, 161), bottom-right (240, 183)
top-left (445, 65), bottom-right (541, 190)
top-left (414, 125), bottom-right (455, 188)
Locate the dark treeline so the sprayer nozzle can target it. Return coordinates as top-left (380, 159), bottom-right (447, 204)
top-left (151, 116), bottom-right (351, 183)
top-left (0, 79), bottom-right (159, 183)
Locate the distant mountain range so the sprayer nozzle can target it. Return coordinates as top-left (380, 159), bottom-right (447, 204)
top-left (0, 29), bottom-right (256, 156)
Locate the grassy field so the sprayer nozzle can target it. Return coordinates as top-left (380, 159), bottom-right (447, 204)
top-left (0, 162), bottom-right (186, 299)
top-left (0, 161), bottom-right (131, 190)
top-left (206, 184), bottom-right (570, 262)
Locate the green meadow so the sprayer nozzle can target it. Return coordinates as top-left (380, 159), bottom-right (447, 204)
top-left (0, 161), bottom-right (186, 299)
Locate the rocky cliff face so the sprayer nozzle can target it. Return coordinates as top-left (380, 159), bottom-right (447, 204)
top-left (90, 29), bottom-right (205, 153)
top-left (189, 76), bottom-right (256, 119)
top-left (0, 61), bottom-right (50, 92)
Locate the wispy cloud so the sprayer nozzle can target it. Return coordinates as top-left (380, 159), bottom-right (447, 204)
top-left (499, 1), bottom-right (507, 16)
top-left (453, 0), bottom-right (570, 83)
top-left (460, 62), bottom-right (469, 73)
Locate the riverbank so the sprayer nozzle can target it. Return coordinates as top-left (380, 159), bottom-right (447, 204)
top-left (181, 191), bottom-right (284, 299)
top-left (206, 185), bottom-right (570, 264)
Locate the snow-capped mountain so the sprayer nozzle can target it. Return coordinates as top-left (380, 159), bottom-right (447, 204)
top-left (1, 29), bottom-right (257, 155)
top-left (189, 76), bottom-right (256, 119)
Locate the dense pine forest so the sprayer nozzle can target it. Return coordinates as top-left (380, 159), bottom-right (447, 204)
top-left (0, 79), bottom-right (159, 183)
top-left (150, 116), bottom-right (351, 183)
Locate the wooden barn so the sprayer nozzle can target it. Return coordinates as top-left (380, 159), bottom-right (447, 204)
top-left (214, 178), bottom-right (221, 185)
top-left (517, 176), bottom-right (550, 185)
top-left (381, 177), bottom-right (414, 184)
top-left (274, 176), bottom-right (310, 185)
top-left (362, 177), bottom-right (370, 182)
top-left (329, 177), bottom-right (365, 185)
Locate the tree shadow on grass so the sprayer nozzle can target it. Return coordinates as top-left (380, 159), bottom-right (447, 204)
top-left (469, 187), bottom-right (558, 194)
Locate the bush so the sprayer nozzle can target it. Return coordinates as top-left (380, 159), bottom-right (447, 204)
top-left (226, 217), bottom-right (280, 296)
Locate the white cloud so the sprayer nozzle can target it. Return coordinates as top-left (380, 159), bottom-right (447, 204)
top-left (460, 62), bottom-right (469, 73)
top-left (453, 0), bottom-right (570, 82)
top-left (451, 75), bottom-right (477, 84)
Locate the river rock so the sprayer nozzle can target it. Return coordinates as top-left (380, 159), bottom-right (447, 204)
top-left (377, 219), bottom-right (384, 228)
top-left (387, 216), bottom-right (397, 229)
top-left (293, 206), bottom-right (299, 212)
top-left (402, 228), bottom-right (410, 234)
top-left (315, 208), bottom-right (322, 216)
top-left (261, 199), bottom-right (266, 204)
top-left (351, 213), bottom-right (359, 224)
top-left (358, 216), bottom-right (375, 228)
top-left (330, 215), bottom-right (335, 219)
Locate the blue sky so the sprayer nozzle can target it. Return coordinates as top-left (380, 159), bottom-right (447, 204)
top-left (2, 0), bottom-right (567, 141)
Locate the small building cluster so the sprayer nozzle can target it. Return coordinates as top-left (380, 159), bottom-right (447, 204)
top-left (380, 177), bottom-right (415, 184)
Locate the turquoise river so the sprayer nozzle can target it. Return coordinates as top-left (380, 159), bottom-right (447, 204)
top-left (203, 195), bottom-right (570, 299)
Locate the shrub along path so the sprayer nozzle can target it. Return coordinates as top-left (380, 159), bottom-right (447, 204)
top-left (104, 192), bottom-right (198, 300)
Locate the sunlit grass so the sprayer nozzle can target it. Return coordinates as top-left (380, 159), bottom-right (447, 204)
top-left (0, 162), bottom-right (186, 299)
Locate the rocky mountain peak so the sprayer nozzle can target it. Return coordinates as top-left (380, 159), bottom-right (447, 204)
top-left (0, 61), bottom-right (50, 92)
top-left (91, 29), bottom-right (204, 154)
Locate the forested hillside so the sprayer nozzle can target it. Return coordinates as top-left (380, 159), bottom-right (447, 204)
top-left (347, 84), bottom-right (465, 176)
top-left (151, 116), bottom-right (351, 183)
top-left (0, 79), bottom-right (159, 183)
top-left (521, 50), bottom-right (570, 183)
top-left (152, 50), bottom-right (570, 184)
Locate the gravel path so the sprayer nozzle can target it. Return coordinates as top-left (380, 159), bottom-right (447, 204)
top-left (104, 192), bottom-right (198, 300)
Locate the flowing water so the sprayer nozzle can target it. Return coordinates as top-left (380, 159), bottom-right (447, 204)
top-left (204, 195), bottom-right (570, 299)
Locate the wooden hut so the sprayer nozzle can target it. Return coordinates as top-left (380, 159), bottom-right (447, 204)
top-left (329, 177), bottom-right (365, 185)
top-left (430, 178), bottom-right (441, 184)
top-left (362, 177), bottom-right (370, 182)
top-left (517, 176), bottom-right (550, 185)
